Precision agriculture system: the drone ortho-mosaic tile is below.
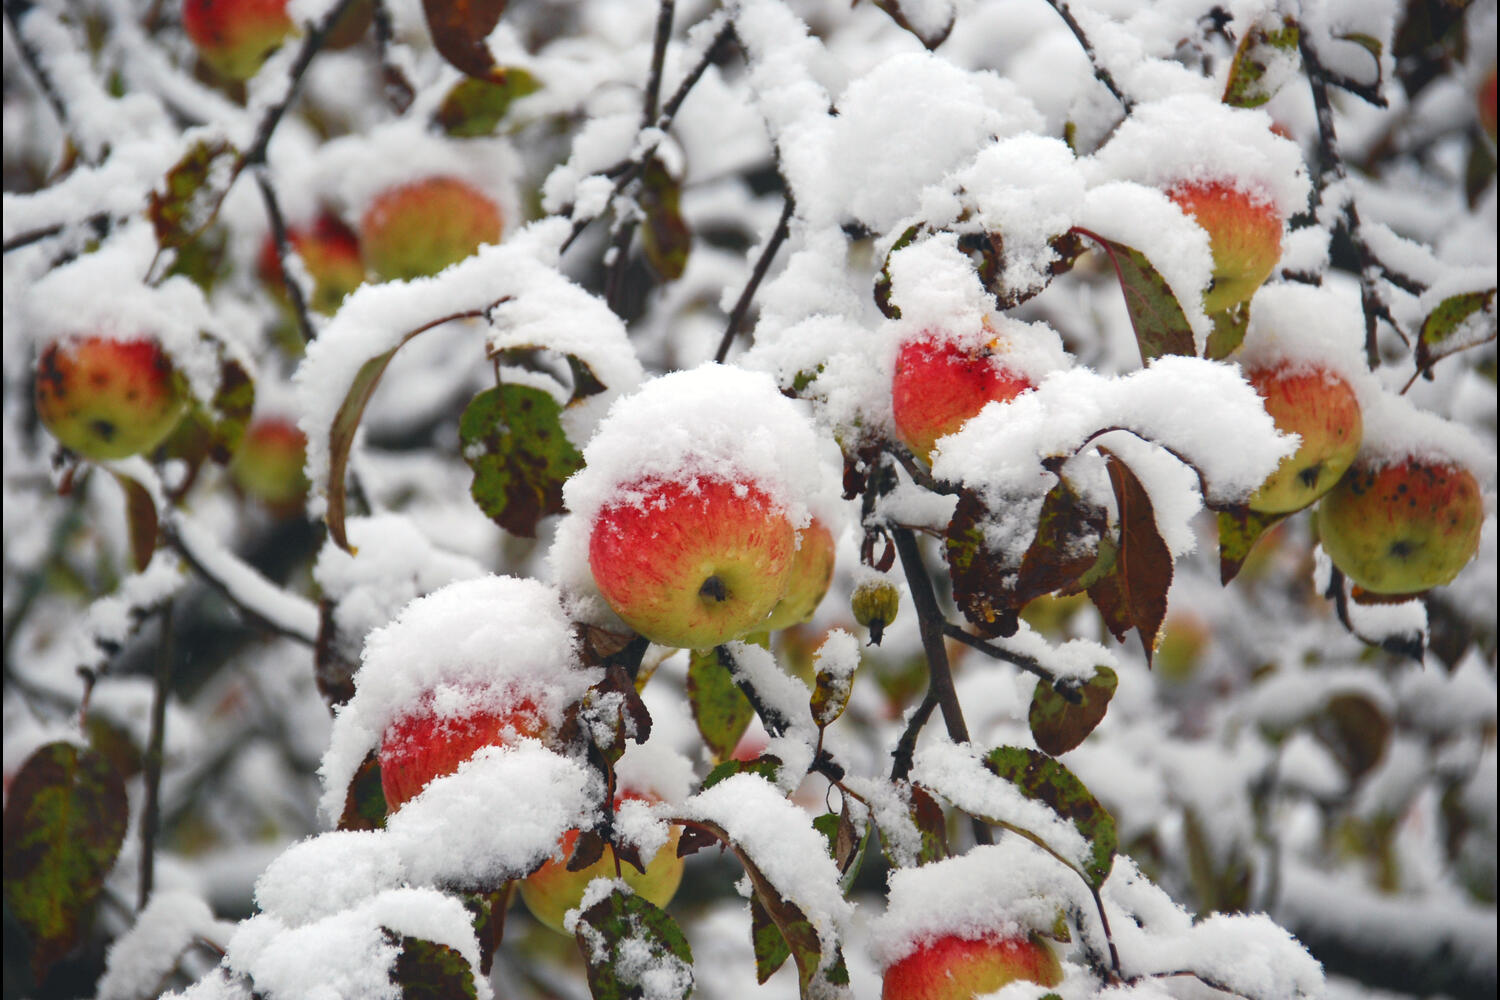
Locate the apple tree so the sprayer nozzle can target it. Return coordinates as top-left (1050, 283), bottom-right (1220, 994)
top-left (2, 1), bottom-right (1496, 999)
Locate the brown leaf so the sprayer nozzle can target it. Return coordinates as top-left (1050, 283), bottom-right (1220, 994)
top-left (1099, 449), bottom-right (1173, 662)
top-left (422, 0), bottom-right (508, 82)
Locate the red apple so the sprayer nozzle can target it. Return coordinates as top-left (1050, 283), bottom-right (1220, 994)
top-left (379, 687), bottom-right (547, 812)
top-left (182, 0), bottom-right (295, 81)
top-left (1317, 457), bottom-right (1484, 595)
top-left (359, 176), bottom-right (503, 282)
top-left (34, 336), bottom-right (189, 461)
top-left (1480, 65), bottom-right (1498, 143)
top-left (232, 416), bottom-right (309, 515)
top-left (588, 477), bottom-right (796, 649)
top-left (1166, 180), bottom-right (1283, 314)
top-left (882, 932), bottom-right (1063, 1000)
top-left (520, 789), bottom-right (685, 935)
top-left (258, 213), bottom-right (364, 315)
top-left (761, 518), bottom-right (837, 632)
top-left (1245, 363), bottom-right (1363, 514)
top-left (892, 333), bottom-right (1035, 463)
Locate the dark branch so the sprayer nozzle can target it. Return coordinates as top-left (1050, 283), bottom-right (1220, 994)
top-left (137, 600), bottom-right (173, 911)
top-left (1041, 0), bottom-right (1134, 113)
top-left (240, 0), bottom-right (361, 168)
top-left (253, 168), bottom-right (317, 345)
top-left (941, 624), bottom-right (1063, 687)
top-left (714, 190), bottom-right (794, 363)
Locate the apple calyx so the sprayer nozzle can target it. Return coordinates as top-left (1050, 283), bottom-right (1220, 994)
top-left (1245, 363), bottom-right (1363, 514)
top-left (1166, 179), bottom-right (1283, 314)
top-left (35, 335), bottom-right (189, 462)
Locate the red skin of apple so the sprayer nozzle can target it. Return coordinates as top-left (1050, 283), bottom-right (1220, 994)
top-left (1480, 66), bottom-right (1498, 143)
top-left (35, 336), bottom-right (188, 461)
top-left (379, 691), bottom-right (546, 812)
top-left (762, 519), bottom-right (837, 632)
top-left (182, 0), bottom-right (295, 81)
top-left (232, 417), bottom-right (309, 515)
top-left (258, 213), bottom-right (364, 315)
top-left (1317, 458), bottom-right (1484, 595)
top-left (882, 933), bottom-right (1063, 1000)
top-left (520, 790), bottom-right (685, 935)
top-left (1166, 180), bottom-right (1282, 314)
top-left (892, 335), bottom-right (1034, 463)
top-left (1246, 365), bottom-right (1363, 514)
top-left (588, 478), bottom-right (796, 649)
top-left (360, 177), bottom-right (503, 282)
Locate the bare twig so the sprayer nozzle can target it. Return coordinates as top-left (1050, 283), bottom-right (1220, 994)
top-left (884, 441), bottom-right (960, 496)
top-left (137, 600), bottom-right (173, 911)
top-left (714, 190), bottom-right (794, 363)
top-left (252, 168), bottom-right (317, 345)
top-left (941, 624), bottom-right (1063, 687)
top-left (890, 689), bottom-right (939, 781)
top-left (3, 0), bottom-right (82, 160)
top-left (240, 0), bottom-right (361, 168)
top-left (370, 0), bottom-right (415, 113)
top-left (1040, 0), bottom-right (1134, 113)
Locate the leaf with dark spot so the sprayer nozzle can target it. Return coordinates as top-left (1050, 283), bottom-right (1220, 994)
top-left (1222, 17), bottom-right (1300, 108)
top-left (388, 933), bottom-right (478, 1000)
top-left (1029, 667), bottom-right (1118, 757)
top-left (3, 743), bottom-right (129, 985)
top-left (1217, 506), bottom-right (1289, 584)
top-left (1070, 227), bottom-right (1197, 364)
top-left (422, 0), bottom-right (509, 82)
top-left (1014, 476), bottom-right (1110, 604)
top-left (688, 647), bottom-right (754, 761)
top-left (435, 69), bottom-right (541, 137)
top-left (149, 138), bottom-right (238, 251)
top-left (750, 892), bottom-right (791, 984)
top-left (982, 746), bottom-right (1117, 889)
top-left (574, 887), bottom-right (694, 1000)
top-left (460, 384), bottom-right (583, 538)
top-left (337, 750), bottom-right (387, 831)
top-left (639, 157), bottom-right (692, 282)
top-left (1098, 449), bottom-right (1173, 663)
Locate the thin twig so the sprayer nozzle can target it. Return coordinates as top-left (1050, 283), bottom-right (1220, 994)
top-left (253, 168), bottom-right (317, 345)
top-left (642, 0), bottom-right (676, 126)
top-left (370, 0), bottom-right (415, 113)
top-left (240, 0), bottom-right (360, 168)
top-left (1040, 0), bottom-right (1134, 113)
top-left (942, 625), bottom-right (1063, 687)
top-left (714, 190), bottom-right (794, 363)
top-left (162, 521), bottom-right (318, 646)
top-left (3, 0), bottom-right (81, 159)
top-left (884, 441), bottom-right (960, 496)
top-left (890, 689), bottom-right (939, 781)
top-left (137, 600), bottom-right (173, 911)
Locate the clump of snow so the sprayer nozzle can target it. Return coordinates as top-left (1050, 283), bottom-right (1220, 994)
top-left (870, 838), bottom-right (1079, 968)
top-left (253, 831), bottom-right (405, 927)
top-left (570, 882), bottom-right (697, 999)
top-left (1354, 387), bottom-right (1497, 481)
top-left (721, 640), bottom-right (818, 788)
top-left (385, 741), bottom-right (598, 888)
top-left (1239, 281), bottom-right (1379, 389)
top-left (811, 628), bottom-right (860, 726)
top-left (96, 891), bottom-right (233, 1000)
top-left (318, 575), bottom-right (596, 821)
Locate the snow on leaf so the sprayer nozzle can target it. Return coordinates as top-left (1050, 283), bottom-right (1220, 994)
top-left (573, 886), bottom-right (694, 1000)
top-left (1222, 17), bottom-right (1301, 109)
top-left (149, 136), bottom-right (237, 251)
top-left (388, 933), bottom-right (478, 1000)
top-left (982, 746), bottom-right (1117, 890)
top-left (1029, 666), bottom-right (1118, 757)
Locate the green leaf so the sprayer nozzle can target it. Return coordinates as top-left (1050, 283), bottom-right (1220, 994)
top-left (983, 746), bottom-right (1117, 890)
top-left (109, 471), bottom-right (159, 572)
top-left (1070, 227), bottom-right (1197, 364)
top-left (149, 138), bottom-right (237, 251)
top-left (421, 0), bottom-right (508, 82)
top-left (389, 933), bottom-right (478, 1000)
top-left (459, 384), bottom-right (583, 538)
top-left (574, 887), bottom-right (694, 1000)
top-left (3, 742), bottom-right (129, 986)
top-left (337, 750), bottom-right (388, 831)
top-left (435, 70), bottom-right (541, 137)
top-left (688, 646), bottom-right (754, 761)
top-left (639, 157), bottom-right (692, 282)
top-left (1097, 449), bottom-right (1174, 663)
top-left (1217, 506), bottom-right (1289, 585)
top-left (702, 755), bottom-right (781, 791)
top-left (1205, 302), bottom-right (1250, 360)
top-left (874, 224), bottom-right (922, 320)
top-left (1222, 18), bottom-right (1301, 108)
top-left (1028, 667), bottom-right (1118, 757)
top-left (1415, 288), bottom-right (1497, 373)
top-left (750, 892), bottom-right (792, 984)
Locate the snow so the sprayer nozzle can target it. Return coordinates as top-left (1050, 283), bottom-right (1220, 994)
top-left (172, 511), bottom-right (320, 644)
top-left (253, 831), bottom-right (406, 927)
top-left (97, 891), bottom-right (233, 1000)
top-left (1239, 281), bottom-right (1378, 388)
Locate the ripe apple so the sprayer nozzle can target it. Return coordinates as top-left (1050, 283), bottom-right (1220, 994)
top-left (1245, 363), bottom-right (1363, 514)
top-left (761, 519), bottom-right (837, 632)
top-left (258, 213), bottom-right (364, 315)
top-left (1478, 65), bottom-right (1498, 143)
top-left (359, 176), bottom-right (503, 282)
top-left (232, 416), bottom-right (309, 515)
top-left (34, 336), bottom-right (189, 461)
top-left (892, 332), bottom-right (1035, 463)
top-left (379, 687), bottom-right (547, 811)
top-left (588, 477), bottom-right (796, 649)
top-left (1317, 457), bottom-right (1484, 595)
top-left (520, 790), bottom-right (685, 935)
top-left (1166, 180), bottom-right (1282, 314)
top-left (182, 0), bottom-right (295, 82)
top-left (882, 932), bottom-right (1063, 1000)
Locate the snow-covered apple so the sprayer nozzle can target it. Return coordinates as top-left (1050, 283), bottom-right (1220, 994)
top-left (182, 0), bottom-right (295, 81)
top-left (892, 331), bottom-right (1034, 463)
top-left (1166, 179), bottom-right (1282, 314)
top-left (257, 213), bottom-right (364, 315)
top-left (519, 789), bottom-right (685, 935)
top-left (34, 335), bottom-right (188, 461)
top-left (1317, 457), bottom-right (1484, 594)
top-left (359, 176), bottom-right (503, 281)
top-left (231, 416), bottom-right (309, 515)
top-left (882, 932), bottom-right (1063, 1000)
top-left (1245, 363), bottom-right (1363, 514)
top-left (588, 478), bottom-right (796, 649)
top-left (761, 518), bottom-right (837, 632)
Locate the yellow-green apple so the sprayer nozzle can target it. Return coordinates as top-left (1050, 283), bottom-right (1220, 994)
top-left (588, 478), bottom-right (796, 649)
top-left (1154, 612), bottom-right (1211, 683)
top-left (892, 333), bottom-right (1035, 463)
top-left (35, 336), bottom-right (189, 461)
top-left (360, 176), bottom-right (503, 281)
top-left (379, 687), bottom-right (547, 812)
top-left (882, 932), bottom-right (1063, 1000)
top-left (851, 578), bottom-right (900, 644)
top-left (1245, 363), bottom-right (1363, 514)
top-left (1317, 458), bottom-right (1484, 594)
top-left (258, 213), bottom-right (364, 315)
top-left (182, 0), bottom-right (295, 81)
top-left (1166, 180), bottom-right (1282, 314)
top-left (232, 416), bottom-right (309, 516)
top-left (520, 789), bottom-right (684, 934)
top-left (761, 519), bottom-right (837, 632)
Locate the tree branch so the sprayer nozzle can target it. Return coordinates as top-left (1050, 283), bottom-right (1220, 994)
top-left (714, 189), bottom-right (794, 363)
top-left (1040, 0), bottom-right (1134, 113)
top-left (252, 168), bottom-right (317, 345)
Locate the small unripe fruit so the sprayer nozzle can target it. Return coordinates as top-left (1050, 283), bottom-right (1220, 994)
top-left (762, 519), bottom-right (837, 632)
top-left (360, 177), bottom-right (503, 282)
top-left (1166, 180), bottom-right (1282, 314)
top-left (258, 213), bottom-right (364, 315)
top-left (182, 0), bottom-right (295, 82)
top-left (232, 417), bottom-right (309, 515)
top-left (1246, 364), bottom-right (1363, 514)
top-left (1317, 458), bottom-right (1484, 595)
top-left (851, 579), bottom-right (900, 645)
top-left (892, 333), bottom-right (1034, 463)
top-left (35, 336), bottom-right (189, 461)
top-left (379, 689), bottom-right (547, 812)
top-left (882, 932), bottom-right (1063, 1000)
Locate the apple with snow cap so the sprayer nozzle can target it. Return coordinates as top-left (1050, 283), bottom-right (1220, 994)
top-left (1317, 456), bottom-right (1484, 595)
top-left (35, 335), bottom-right (189, 461)
top-left (883, 932), bottom-right (1063, 1000)
top-left (892, 325), bottom-right (1037, 463)
top-left (182, 0), bottom-right (295, 81)
top-left (1244, 363), bottom-right (1363, 514)
top-left (360, 176), bottom-right (503, 282)
top-left (1166, 179), bottom-right (1283, 314)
